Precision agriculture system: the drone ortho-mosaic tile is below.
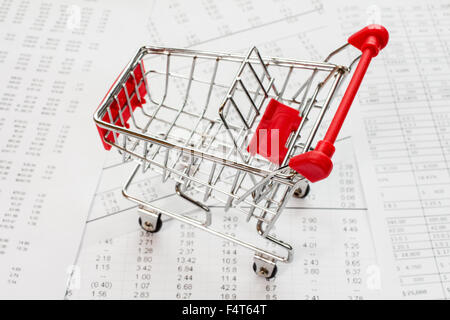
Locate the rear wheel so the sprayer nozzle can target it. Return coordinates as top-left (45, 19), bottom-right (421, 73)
top-left (294, 184), bottom-right (310, 199)
top-left (252, 262), bottom-right (278, 279)
top-left (138, 216), bottom-right (163, 233)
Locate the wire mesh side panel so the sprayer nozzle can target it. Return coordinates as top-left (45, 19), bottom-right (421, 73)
top-left (126, 50), bottom-right (293, 232)
top-left (98, 47), bottom-right (345, 236)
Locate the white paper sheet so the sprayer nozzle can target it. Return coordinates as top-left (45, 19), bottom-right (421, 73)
top-left (335, 0), bottom-right (450, 299)
top-left (66, 140), bottom-right (379, 300)
top-left (65, 0), bottom-right (381, 299)
top-left (0, 0), bottom-right (150, 299)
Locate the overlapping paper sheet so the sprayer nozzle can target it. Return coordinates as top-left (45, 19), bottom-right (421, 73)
top-left (66, 0), bottom-right (382, 300)
top-left (334, 0), bottom-right (450, 299)
top-left (5, 0), bottom-right (448, 300)
top-left (0, 0), bottom-right (151, 299)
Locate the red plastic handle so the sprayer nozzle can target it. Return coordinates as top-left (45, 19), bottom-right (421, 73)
top-left (289, 24), bottom-right (389, 182)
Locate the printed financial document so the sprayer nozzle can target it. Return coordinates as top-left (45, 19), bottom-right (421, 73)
top-left (0, 0), bottom-right (151, 299)
top-left (8, 0), bottom-right (448, 300)
top-left (336, 0), bottom-right (450, 299)
top-left (66, 0), bottom-right (381, 299)
top-left (66, 140), bottom-right (378, 300)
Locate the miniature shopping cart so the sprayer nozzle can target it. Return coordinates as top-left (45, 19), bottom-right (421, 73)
top-left (94, 25), bottom-right (388, 279)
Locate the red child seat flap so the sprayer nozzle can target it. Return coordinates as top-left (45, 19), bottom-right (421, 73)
top-left (96, 63), bottom-right (147, 150)
top-left (247, 99), bottom-right (302, 165)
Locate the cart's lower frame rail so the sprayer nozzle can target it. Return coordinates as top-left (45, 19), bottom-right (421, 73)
top-left (123, 163), bottom-right (293, 279)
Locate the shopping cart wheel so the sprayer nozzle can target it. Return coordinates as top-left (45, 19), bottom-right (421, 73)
top-left (293, 182), bottom-right (310, 199)
top-left (138, 216), bottom-right (163, 233)
top-left (252, 262), bottom-right (277, 279)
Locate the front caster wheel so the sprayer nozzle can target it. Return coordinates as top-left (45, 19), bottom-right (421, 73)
top-left (138, 216), bottom-right (163, 233)
top-left (294, 184), bottom-right (310, 199)
top-left (252, 262), bottom-right (278, 279)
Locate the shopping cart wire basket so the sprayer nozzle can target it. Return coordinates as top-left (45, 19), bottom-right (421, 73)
top-left (94, 25), bottom-right (388, 278)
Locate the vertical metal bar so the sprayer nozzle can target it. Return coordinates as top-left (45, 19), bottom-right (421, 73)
top-left (140, 53), bottom-right (171, 172)
top-left (280, 84), bottom-right (321, 166)
top-left (170, 58), bottom-right (220, 173)
top-left (238, 79), bottom-right (259, 115)
top-left (276, 66), bottom-right (293, 100)
top-left (259, 184), bottom-right (296, 237)
top-left (247, 62), bottom-right (269, 97)
top-left (139, 61), bottom-right (151, 102)
top-left (130, 71), bottom-right (142, 104)
top-left (252, 47), bottom-right (279, 96)
top-left (229, 96), bottom-right (250, 129)
top-left (302, 71), bottom-right (344, 153)
top-left (203, 162), bottom-right (216, 202)
top-left (225, 170), bottom-right (242, 210)
top-left (114, 95), bottom-right (126, 128)
top-left (123, 83), bottom-right (142, 130)
top-left (162, 148), bottom-right (170, 181)
top-left (106, 106), bottom-right (119, 144)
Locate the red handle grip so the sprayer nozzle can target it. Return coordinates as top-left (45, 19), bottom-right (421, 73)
top-left (289, 24), bottom-right (389, 182)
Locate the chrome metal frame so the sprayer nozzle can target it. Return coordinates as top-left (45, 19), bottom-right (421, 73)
top-left (93, 45), bottom-right (359, 278)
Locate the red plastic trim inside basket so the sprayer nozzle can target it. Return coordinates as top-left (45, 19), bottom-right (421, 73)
top-left (96, 64), bottom-right (147, 150)
top-left (247, 99), bottom-right (302, 165)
